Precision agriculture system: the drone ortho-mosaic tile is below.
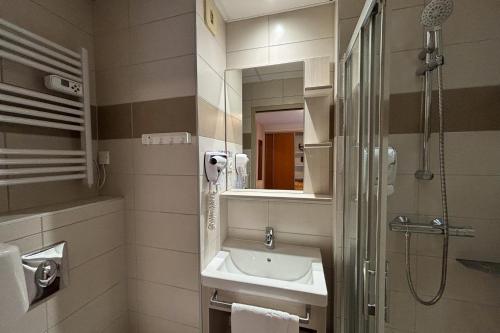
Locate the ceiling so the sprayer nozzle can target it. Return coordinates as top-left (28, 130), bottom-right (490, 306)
top-left (243, 62), bottom-right (303, 84)
top-left (215, 0), bottom-right (333, 22)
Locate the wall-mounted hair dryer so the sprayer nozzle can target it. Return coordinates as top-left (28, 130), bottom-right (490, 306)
top-left (204, 152), bottom-right (227, 231)
top-left (204, 152), bottom-right (227, 184)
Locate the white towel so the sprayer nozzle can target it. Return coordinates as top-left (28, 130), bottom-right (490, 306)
top-left (231, 303), bottom-right (299, 333)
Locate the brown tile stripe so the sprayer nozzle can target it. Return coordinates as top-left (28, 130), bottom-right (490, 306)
top-left (97, 103), bottom-right (132, 140)
top-left (132, 96), bottom-right (196, 138)
top-left (390, 85), bottom-right (500, 134)
top-left (243, 133), bottom-right (251, 149)
top-left (197, 97), bottom-right (225, 141)
top-left (97, 96), bottom-right (197, 139)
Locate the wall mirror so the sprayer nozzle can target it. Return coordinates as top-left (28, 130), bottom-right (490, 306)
top-left (226, 62), bottom-right (305, 191)
top-left (225, 58), bottom-right (333, 196)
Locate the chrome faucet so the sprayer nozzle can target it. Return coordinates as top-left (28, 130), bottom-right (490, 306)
top-left (264, 227), bottom-right (274, 249)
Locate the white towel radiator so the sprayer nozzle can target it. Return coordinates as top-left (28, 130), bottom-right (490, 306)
top-left (0, 19), bottom-right (93, 187)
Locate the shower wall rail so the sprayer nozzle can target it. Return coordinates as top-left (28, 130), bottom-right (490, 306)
top-left (0, 18), bottom-right (93, 187)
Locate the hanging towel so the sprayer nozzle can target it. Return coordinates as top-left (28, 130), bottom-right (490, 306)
top-left (231, 303), bottom-right (299, 333)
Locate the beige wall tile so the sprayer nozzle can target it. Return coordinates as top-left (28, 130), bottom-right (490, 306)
top-left (130, 55), bottom-right (196, 102)
top-left (227, 47), bottom-right (269, 70)
top-left (388, 174), bottom-right (419, 215)
top-left (338, 0), bottom-right (365, 19)
top-left (129, 0), bottom-right (195, 26)
top-left (96, 67), bottom-right (132, 106)
top-left (94, 0), bottom-right (129, 33)
top-left (227, 16), bottom-right (269, 52)
top-left (43, 211), bottom-right (125, 269)
top-left (389, 49), bottom-right (422, 94)
top-left (283, 77), bottom-right (304, 97)
top-left (130, 14), bottom-right (195, 64)
top-left (196, 15), bottom-right (227, 77)
top-left (250, 79), bottom-right (284, 100)
top-left (418, 175), bottom-right (500, 219)
top-left (417, 255), bottom-right (500, 306)
top-left (390, 6), bottom-right (424, 52)
top-left (227, 199), bottom-right (268, 230)
top-left (443, 0), bottom-right (500, 46)
top-left (388, 134), bottom-right (420, 175)
top-left (98, 140), bottom-right (135, 175)
top-left (269, 4), bottom-right (334, 46)
top-left (136, 280), bottom-right (200, 327)
top-left (0, 216), bottom-right (41, 242)
top-left (8, 233), bottom-right (43, 254)
top-left (42, 197), bottom-right (125, 231)
top-left (269, 201), bottom-right (332, 236)
top-left (443, 38), bottom-right (500, 90)
top-left (95, 28), bottom-right (130, 71)
top-left (136, 246), bottom-right (199, 291)
top-left (101, 173), bottom-right (135, 210)
top-left (46, 247), bottom-right (126, 327)
top-left (269, 38), bottom-right (335, 64)
top-left (386, 290), bottom-right (416, 331)
top-left (197, 56), bottom-right (225, 110)
top-left (133, 138), bottom-right (198, 176)
top-left (134, 211), bottom-right (199, 253)
top-left (134, 175), bottom-right (198, 214)
top-left (415, 297), bottom-right (500, 333)
top-left (48, 282), bottom-right (127, 333)
top-left (429, 131), bottom-right (500, 176)
top-left (136, 312), bottom-right (199, 333)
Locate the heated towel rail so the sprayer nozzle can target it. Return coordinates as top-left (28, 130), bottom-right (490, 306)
top-left (0, 19), bottom-right (93, 187)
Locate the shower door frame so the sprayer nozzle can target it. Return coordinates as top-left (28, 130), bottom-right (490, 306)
top-left (340, 0), bottom-right (390, 332)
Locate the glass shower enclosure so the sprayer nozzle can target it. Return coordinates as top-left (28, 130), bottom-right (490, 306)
top-left (341, 0), bottom-right (390, 332)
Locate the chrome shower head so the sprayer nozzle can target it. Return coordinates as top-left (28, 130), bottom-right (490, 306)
top-left (421, 0), bottom-right (454, 30)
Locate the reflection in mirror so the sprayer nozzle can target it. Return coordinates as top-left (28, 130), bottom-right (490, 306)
top-left (226, 61), bottom-right (305, 190)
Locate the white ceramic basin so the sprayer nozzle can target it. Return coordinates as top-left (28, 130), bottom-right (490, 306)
top-left (201, 238), bottom-right (328, 307)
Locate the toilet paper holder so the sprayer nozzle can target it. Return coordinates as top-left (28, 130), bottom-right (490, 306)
top-left (21, 241), bottom-right (69, 308)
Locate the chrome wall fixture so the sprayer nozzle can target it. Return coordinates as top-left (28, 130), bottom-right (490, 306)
top-left (389, 216), bottom-right (475, 238)
top-left (21, 241), bottom-right (69, 308)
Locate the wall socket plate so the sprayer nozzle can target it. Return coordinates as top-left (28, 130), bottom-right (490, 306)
top-left (204, 0), bottom-right (218, 35)
top-left (98, 151), bottom-right (110, 165)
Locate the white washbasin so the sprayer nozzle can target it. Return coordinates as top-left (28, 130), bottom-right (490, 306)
top-left (201, 238), bottom-right (328, 307)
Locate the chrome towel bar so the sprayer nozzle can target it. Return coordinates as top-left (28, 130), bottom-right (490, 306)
top-left (209, 290), bottom-right (311, 325)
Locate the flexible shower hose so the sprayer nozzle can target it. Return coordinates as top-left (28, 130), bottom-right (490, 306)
top-left (405, 65), bottom-right (449, 306)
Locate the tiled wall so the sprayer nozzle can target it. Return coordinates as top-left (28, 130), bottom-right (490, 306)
top-left (226, 4), bottom-right (335, 69)
top-left (336, 0), bottom-right (500, 332)
top-left (93, 1), bottom-right (201, 332)
top-left (0, 197), bottom-right (127, 333)
top-left (0, 0), bottom-right (98, 211)
top-left (386, 1), bottom-right (500, 332)
top-left (195, 0), bottom-right (229, 272)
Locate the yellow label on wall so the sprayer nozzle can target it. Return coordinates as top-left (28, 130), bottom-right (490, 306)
top-left (204, 0), bottom-right (218, 35)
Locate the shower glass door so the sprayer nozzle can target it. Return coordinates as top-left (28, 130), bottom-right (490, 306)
top-left (342, 1), bottom-right (388, 332)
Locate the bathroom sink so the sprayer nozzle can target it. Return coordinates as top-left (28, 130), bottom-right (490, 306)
top-left (201, 238), bottom-right (328, 307)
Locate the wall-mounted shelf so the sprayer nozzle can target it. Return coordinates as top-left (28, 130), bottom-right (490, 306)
top-left (303, 142), bottom-right (332, 149)
top-left (304, 85), bottom-right (333, 98)
top-left (456, 259), bottom-right (500, 276)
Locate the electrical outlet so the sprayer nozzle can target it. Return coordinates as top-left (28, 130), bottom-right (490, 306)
top-left (98, 151), bottom-right (110, 165)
